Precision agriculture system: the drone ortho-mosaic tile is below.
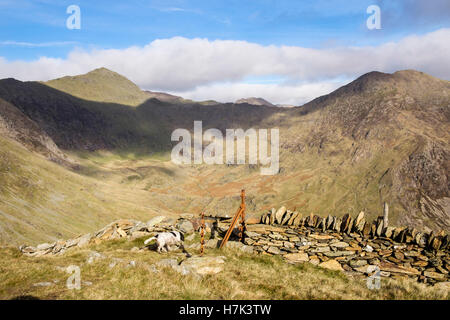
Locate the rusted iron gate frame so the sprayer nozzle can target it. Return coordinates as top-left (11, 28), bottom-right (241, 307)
top-left (219, 189), bottom-right (246, 249)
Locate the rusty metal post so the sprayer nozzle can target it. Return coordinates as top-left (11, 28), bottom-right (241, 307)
top-left (220, 189), bottom-right (245, 249)
top-left (200, 211), bottom-right (205, 255)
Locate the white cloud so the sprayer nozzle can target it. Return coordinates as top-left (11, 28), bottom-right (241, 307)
top-left (167, 81), bottom-right (345, 105)
top-left (0, 40), bottom-right (78, 47)
top-left (0, 28), bottom-right (449, 105)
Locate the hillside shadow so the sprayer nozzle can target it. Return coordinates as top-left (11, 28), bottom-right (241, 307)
top-left (0, 79), bottom-right (291, 156)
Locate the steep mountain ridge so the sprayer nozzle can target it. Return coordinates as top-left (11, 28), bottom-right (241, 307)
top-left (0, 68), bottom-right (448, 245)
top-left (285, 70), bottom-right (450, 231)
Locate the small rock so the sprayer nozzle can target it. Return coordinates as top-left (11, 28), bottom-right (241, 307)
top-left (379, 261), bottom-right (420, 275)
top-left (86, 251), bottom-right (104, 264)
top-left (77, 233), bottom-right (92, 247)
top-left (284, 252), bottom-right (309, 263)
top-left (33, 282), bottom-right (53, 287)
top-left (309, 256), bottom-right (321, 265)
top-left (424, 271), bottom-right (446, 281)
top-left (319, 259), bottom-right (344, 271)
top-left (309, 246), bottom-right (331, 254)
top-left (36, 243), bottom-right (55, 251)
top-left (349, 259), bottom-right (368, 268)
top-left (353, 264), bottom-right (376, 274)
top-left (178, 256), bottom-right (226, 276)
top-left (206, 239), bottom-right (219, 248)
top-left (310, 234), bottom-right (334, 240)
top-left (330, 241), bottom-right (350, 249)
top-left (244, 231), bottom-right (260, 238)
top-left (156, 258), bottom-right (179, 268)
top-left (267, 246), bottom-right (282, 255)
top-left (240, 245), bottom-right (254, 254)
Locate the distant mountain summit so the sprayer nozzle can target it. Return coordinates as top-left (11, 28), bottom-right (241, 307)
top-left (235, 97), bottom-right (275, 107)
top-left (45, 67), bottom-right (149, 106)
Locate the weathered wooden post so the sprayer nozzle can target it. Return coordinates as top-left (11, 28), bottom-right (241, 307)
top-left (239, 189), bottom-right (246, 242)
top-left (200, 211), bottom-right (205, 256)
top-left (383, 202), bottom-right (389, 227)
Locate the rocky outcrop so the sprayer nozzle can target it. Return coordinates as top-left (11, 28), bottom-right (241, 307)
top-left (0, 97), bottom-right (74, 166)
top-left (19, 218), bottom-right (178, 257)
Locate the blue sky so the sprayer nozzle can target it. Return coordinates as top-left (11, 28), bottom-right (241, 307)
top-left (1, 0), bottom-right (449, 104)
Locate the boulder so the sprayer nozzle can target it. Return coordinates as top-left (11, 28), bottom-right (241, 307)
top-left (176, 219), bottom-right (195, 234)
top-left (130, 231), bottom-right (151, 240)
top-left (147, 216), bottom-right (167, 227)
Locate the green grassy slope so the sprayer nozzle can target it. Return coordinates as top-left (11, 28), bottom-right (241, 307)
top-left (45, 68), bottom-right (150, 107)
top-left (0, 136), bottom-right (175, 245)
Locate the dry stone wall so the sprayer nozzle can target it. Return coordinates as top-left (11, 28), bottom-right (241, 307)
top-left (241, 208), bottom-right (449, 285)
top-left (18, 208), bottom-right (449, 286)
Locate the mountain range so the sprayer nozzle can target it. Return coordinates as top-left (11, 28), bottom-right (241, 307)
top-left (0, 68), bottom-right (448, 245)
